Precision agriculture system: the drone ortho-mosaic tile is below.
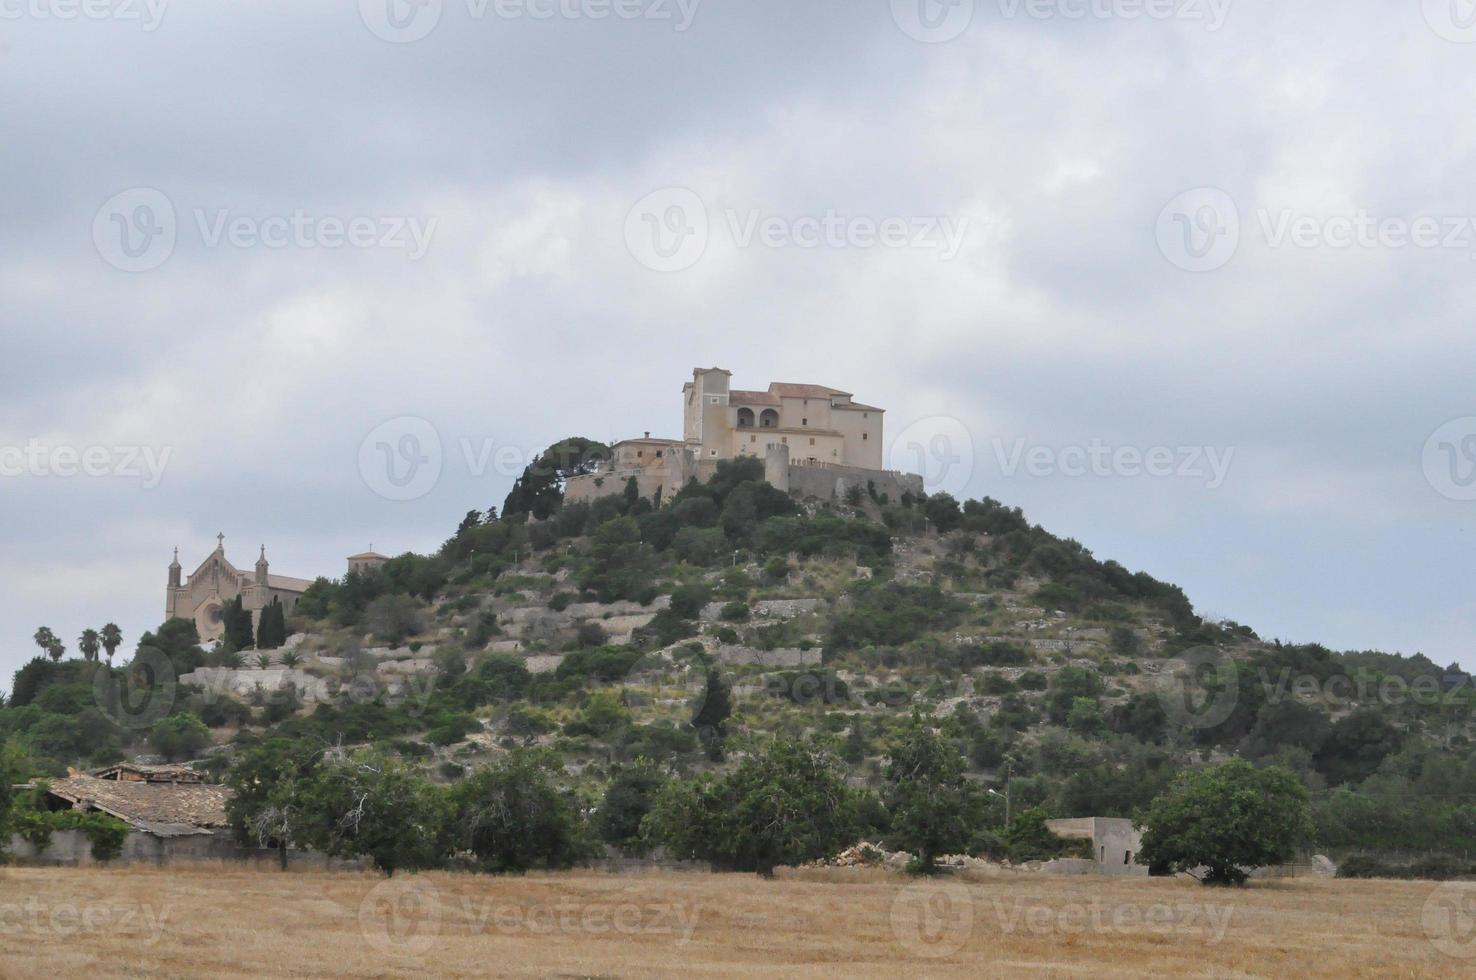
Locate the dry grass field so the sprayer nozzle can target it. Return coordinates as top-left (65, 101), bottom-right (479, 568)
top-left (1, 864), bottom-right (1473, 978)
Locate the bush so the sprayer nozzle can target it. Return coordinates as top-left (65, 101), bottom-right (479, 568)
top-left (720, 601), bottom-right (750, 622)
top-left (150, 713), bottom-right (211, 761)
top-left (555, 647), bottom-right (644, 683)
top-left (828, 583), bottom-right (966, 651)
top-left (365, 594), bottom-right (426, 646)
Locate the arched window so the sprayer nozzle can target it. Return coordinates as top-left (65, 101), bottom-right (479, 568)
top-left (736, 407), bottom-right (755, 428)
top-left (760, 409), bottom-right (779, 428)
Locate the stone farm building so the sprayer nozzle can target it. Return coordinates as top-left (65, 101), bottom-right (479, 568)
top-left (566, 367), bottom-right (923, 506)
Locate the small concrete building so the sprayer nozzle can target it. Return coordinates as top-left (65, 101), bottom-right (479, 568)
top-left (1046, 817), bottom-right (1148, 876)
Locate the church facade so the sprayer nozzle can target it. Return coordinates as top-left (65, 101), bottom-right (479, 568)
top-left (165, 536), bottom-right (314, 643)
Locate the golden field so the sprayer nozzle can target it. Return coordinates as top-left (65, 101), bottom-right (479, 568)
top-left (1, 864), bottom-right (1473, 978)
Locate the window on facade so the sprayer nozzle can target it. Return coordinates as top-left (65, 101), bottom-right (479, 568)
top-left (636, 451), bottom-right (643, 458)
top-left (749, 435), bottom-right (756, 443)
top-left (862, 433), bottom-right (868, 440)
top-left (781, 437), bottom-right (787, 444)
top-left (809, 437), bottom-right (815, 446)
top-left (655, 451), bottom-right (663, 458)
top-left (802, 418), bottom-right (808, 426)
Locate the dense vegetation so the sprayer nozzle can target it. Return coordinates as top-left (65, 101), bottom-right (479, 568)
top-left (3, 450), bottom-right (1475, 878)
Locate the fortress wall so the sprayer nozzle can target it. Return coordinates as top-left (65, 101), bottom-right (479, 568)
top-left (786, 462), bottom-right (924, 503)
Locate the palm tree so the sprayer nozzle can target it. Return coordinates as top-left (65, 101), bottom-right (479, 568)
top-left (79, 628), bottom-right (101, 662)
top-left (256, 653), bottom-right (272, 669)
top-left (280, 651), bottom-right (301, 669)
top-left (33, 627), bottom-right (64, 662)
top-left (100, 623), bottom-right (123, 664)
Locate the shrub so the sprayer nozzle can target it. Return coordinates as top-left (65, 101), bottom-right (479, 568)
top-left (150, 713), bottom-right (211, 761)
top-left (827, 583), bottom-right (966, 651)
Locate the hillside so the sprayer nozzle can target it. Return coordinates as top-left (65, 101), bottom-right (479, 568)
top-left (6, 449), bottom-right (1476, 866)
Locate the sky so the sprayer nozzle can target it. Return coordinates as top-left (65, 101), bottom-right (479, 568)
top-left (2, 0), bottom-right (1475, 691)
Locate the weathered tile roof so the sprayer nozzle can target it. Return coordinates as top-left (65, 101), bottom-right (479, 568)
top-left (730, 389), bottom-right (782, 407)
top-left (90, 763), bottom-right (206, 784)
top-left (768, 382), bottom-right (853, 399)
top-left (44, 774), bottom-right (233, 837)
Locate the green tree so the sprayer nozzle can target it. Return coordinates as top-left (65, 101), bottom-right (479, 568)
top-left (0, 740), bottom-right (30, 854)
top-left (100, 623), bottom-right (123, 664)
top-left (448, 751), bottom-right (591, 873)
top-left (646, 738), bottom-right (858, 876)
top-left (150, 713), bottom-right (211, 761)
top-left (599, 760), bottom-right (666, 853)
top-left (502, 437), bottom-right (610, 520)
top-left (78, 629), bottom-right (101, 663)
top-left (883, 712), bottom-right (977, 873)
top-left (225, 737), bottom-right (323, 868)
top-left (1136, 760), bottom-right (1313, 886)
top-left (691, 667), bottom-right (732, 758)
top-left (1314, 709), bottom-right (1403, 787)
top-left (256, 598), bottom-right (288, 650)
top-left (299, 752), bottom-right (450, 875)
top-left (220, 596), bottom-right (255, 651)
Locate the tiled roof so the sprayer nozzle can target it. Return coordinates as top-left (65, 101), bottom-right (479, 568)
top-left (44, 774), bottom-right (233, 836)
top-left (267, 574), bottom-right (315, 593)
top-left (769, 382), bottom-right (853, 399)
top-left (346, 551), bottom-right (389, 561)
top-left (835, 401), bottom-right (885, 412)
top-left (90, 763), bottom-right (205, 784)
top-left (730, 389), bottom-right (781, 407)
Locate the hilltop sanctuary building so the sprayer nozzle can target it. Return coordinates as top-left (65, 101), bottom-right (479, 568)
top-left (566, 367), bottom-right (922, 505)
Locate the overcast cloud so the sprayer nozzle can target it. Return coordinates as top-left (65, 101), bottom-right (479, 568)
top-left (2, 0), bottom-right (1474, 688)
